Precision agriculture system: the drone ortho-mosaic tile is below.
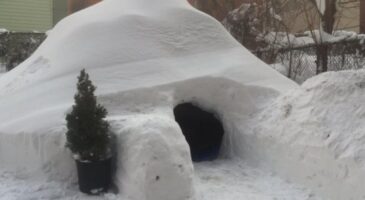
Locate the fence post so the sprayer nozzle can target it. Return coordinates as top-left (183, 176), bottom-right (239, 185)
top-left (316, 44), bottom-right (329, 74)
top-left (288, 48), bottom-right (293, 78)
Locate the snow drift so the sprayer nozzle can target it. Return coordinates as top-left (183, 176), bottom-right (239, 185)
top-left (242, 70), bottom-right (365, 200)
top-left (0, 0), bottom-right (298, 199)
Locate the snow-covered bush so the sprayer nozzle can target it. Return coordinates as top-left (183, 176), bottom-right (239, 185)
top-left (0, 32), bottom-right (45, 71)
top-left (222, 3), bottom-right (262, 51)
top-left (222, 1), bottom-right (290, 53)
top-left (66, 69), bottom-right (111, 161)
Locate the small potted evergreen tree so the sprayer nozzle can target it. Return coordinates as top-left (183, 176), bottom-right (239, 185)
top-left (66, 69), bottom-right (112, 194)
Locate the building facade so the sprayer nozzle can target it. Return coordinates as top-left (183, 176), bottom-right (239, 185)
top-left (189, 0), bottom-right (363, 33)
top-left (0, 0), bottom-right (100, 32)
top-left (68, 0), bottom-right (101, 14)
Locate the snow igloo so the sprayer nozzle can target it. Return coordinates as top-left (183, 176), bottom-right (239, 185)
top-left (0, 0), bottom-right (296, 199)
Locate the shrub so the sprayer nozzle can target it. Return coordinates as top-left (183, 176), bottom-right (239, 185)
top-left (66, 69), bottom-right (110, 161)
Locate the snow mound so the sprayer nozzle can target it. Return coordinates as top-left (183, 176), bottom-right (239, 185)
top-left (244, 70), bottom-right (365, 200)
top-left (0, 0), bottom-right (295, 133)
top-left (0, 0), bottom-right (297, 199)
top-left (112, 115), bottom-right (194, 200)
top-left (260, 70), bottom-right (365, 164)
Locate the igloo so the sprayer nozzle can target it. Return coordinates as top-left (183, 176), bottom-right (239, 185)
top-left (0, 0), bottom-right (296, 199)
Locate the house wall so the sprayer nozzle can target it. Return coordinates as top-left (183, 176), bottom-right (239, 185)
top-left (68, 0), bottom-right (102, 14)
top-left (287, 0), bottom-right (360, 33)
top-left (53, 0), bottom-right (68, 25)
top-left (0, 0), bottom-right (53, 32)
top-left (189, 0), bottom-right (360, 33)
top-left (189, 0), bottom-right (262, 21)
top-left (361, 0), bottom-right (365, 33)
top-left (0, 0), bottom-right (99, 32)
top-left (336, 0), bottom-right (360, 32)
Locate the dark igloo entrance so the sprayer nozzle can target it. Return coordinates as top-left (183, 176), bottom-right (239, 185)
top-left (174, 103), bottom-right (224, 162)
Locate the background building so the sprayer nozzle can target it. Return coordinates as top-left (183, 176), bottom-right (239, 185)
top-left (189, 0), bottom-right (363, 33)
top-left (0, 0), bottom-right (100, 32)
top-left (68, 0), bottom-right (101, 14)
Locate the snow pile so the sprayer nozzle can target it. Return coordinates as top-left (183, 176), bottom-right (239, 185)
top-left (271, 54), bottom-right (318, 84)
top-left (241, 70), bottom-right (365, 200)
top-left (0, 0), bottom-right (294, 133)
top-left (264, 30), bottom-right (365, 49)
top-left (0, 0), bottom-right (297, 199)
top-left (111, 115), bottom-right (194, 200)
top-left (263, 32), bottom-right (300, 47)
top-left (0, 28), bottom-right (7, 34)
top-left (333, 30), bottom-right (365, 42)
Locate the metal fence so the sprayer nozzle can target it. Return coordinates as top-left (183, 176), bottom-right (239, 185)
top-left (255, 39), bottom-right (365, 83)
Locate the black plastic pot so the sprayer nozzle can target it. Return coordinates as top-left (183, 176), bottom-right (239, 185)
top-left (76, 158), bottom-right (112, 194)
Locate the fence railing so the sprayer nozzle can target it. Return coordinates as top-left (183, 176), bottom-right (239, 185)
top-left (254, 39), bottom-right (365, 83)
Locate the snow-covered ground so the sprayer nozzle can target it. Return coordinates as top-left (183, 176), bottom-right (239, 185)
top-left (195, 159), bottom-right (320, 200)
top-left (0, 170), bottom-right (118, 200)
top-left (0, 159), bottom-right (320, 200)
top-left (0, 169), bottom-right (119, 200)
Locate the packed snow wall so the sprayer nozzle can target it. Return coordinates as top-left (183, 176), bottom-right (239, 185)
top-left (0, 0), bottom-right (297, 199)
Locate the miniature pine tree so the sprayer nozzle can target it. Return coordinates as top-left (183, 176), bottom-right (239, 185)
top-left (66, 69), bottom-right (110, 161)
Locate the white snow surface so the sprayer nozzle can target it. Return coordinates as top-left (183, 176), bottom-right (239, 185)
top-left (0, 159), bottom-right (320, 200)
top-left (264, 30), bottom-right (365, 49)
top-left (0, 0), bottom-right (294, 133)
top-left (194, 159), bottom-right (319, 200)
top-left (242, 70), bottom-right (365, 200)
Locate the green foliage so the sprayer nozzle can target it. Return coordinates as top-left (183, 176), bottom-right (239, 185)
top-left (66, 69), bottom-right (110, 161)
